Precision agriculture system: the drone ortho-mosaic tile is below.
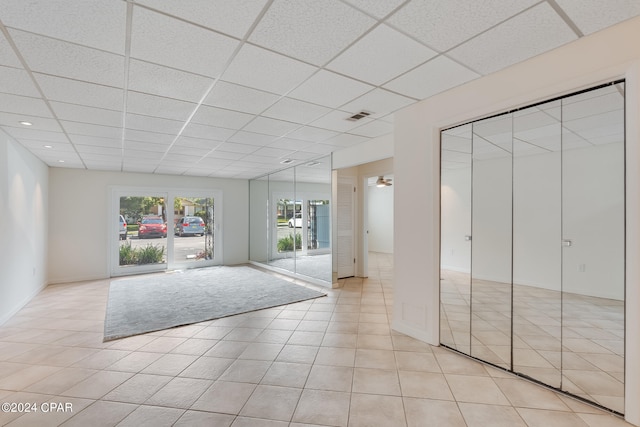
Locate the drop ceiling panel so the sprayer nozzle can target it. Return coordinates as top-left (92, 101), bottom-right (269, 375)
top-left (203, 81), bottom-right (280, 114)
top-left (9, 30), bottom-right (125, 87)
top-left (215, 142), bottom-right (260, 154)
top-left (4, 127), bottom-right (68, 143)
top-left (222, 44), bottom-right (318, 95)
top-left (266, 138), bottom-right (314, 151)
top-left (167, 144), bottom-right (211, 158)
top-left (205, 150), bottom-right (245, 161)
top-left (310, 110), bottom-right (372, 133)
top-left (124, 129), bottom-right (175, 145)
top-left (123, 163), bottom-right (157, 173)
top-left (75, 145), bottom-right (121, 156)
top-left (68, 135), bottom-right (121, 149)
top-left (287, 151), bottom-right (320, 160)
top-left (35, 74), bottom-right (124, 110)
top-left (173, 136), bottom-right (221, 151)
top-left (130, 6), bottom-right (239, 77)
top-left (340, 88), bottom-right (415, 118)
top-left (296, 142), bottom-right (335, 155)
top-left (123, 147), bottom-right (166, 159)
top-left (181, 123), bottom-right (236, 141)
top-left (82, 160), bottom-right (122, 171)
top-left (243, 116), bottom-right (300, 137)
top-left (0, 32), bottom-right (22, 67)
top-left (227, 130), bottom-right (276, 146)
top-left (388, 0), bottom-right (538, 52)
top-left (0, 93), bottom-right (52, 118)
top-left (126, 92), bottom-right (196, 122)
top-left (50, 102), bottom-right (122, 127)
top-left (249, 0), bottom-right (375, 66)
top-left (327, 24), bottom-right (437, 86)
top-left (343, 0), bottom-right (405, 19)
top-left (448, 3), bottom-right (577, 75)
top-left (134, 0), bottom-right (267, 39)
top-left (19, 140), bottom-right (75, 152)
top-left (556, 0), bottom-right (640, 35)
top-left (191, 105), bottom-right (255, 130)
top-left (125, 113), bottom-right (183, 135)
top-left (262, 98), bottom-right (331, 124)
top-left (1, 0), bottom-right (126, 54)
top-left (349, 120), bottom-right (393, 138)
top-left (250, 146), bottom-right (295, 159)
top-left (288, 70), bottom-right (374, 108)
top-left (60, 121), bottom-right (122, 139)
top-left (322, 133), bottom-right (369, 148)
top-left (127, 60), bottom-right (214, 103)
top-left (383, 56), bottom-right (480, 100)
top-left (287, 126), bottom-right (339, 142)
top-left (0, 66), bottom-right (40, 97)
top-left (0, 113), bottom-right (61, 132)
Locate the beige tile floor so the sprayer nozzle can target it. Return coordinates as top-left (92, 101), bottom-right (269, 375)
top-left (0, 253), bottom-right (632, 426)
top-left (441, 269), bottom-right (625, 414)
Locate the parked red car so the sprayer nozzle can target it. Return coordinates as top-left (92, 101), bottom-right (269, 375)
top-left (138, 216), bottom-right (167, 239)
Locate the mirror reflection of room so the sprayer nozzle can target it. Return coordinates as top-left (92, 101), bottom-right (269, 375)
top-left (440, 82), bottom-right (625, 414)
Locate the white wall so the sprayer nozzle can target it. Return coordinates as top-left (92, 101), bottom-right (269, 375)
top-left (0, 136), bottom-right (49, 324)
top-left (48, 168), bottom-right (249, 284)
top-left (367, 184), bottom-right (393, 253)
top-left (393, 15), bottom-right (640, 425)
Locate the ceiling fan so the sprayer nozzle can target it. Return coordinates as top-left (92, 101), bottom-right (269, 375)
top-left (376, 176), bottom-right (393, 187)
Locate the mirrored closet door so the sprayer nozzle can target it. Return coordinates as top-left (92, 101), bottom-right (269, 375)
top-left (440, 81), bottom-right (626, 414)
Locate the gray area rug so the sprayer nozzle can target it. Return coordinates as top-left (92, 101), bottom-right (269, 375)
top-left (104, 265), bottom-right (326, 341)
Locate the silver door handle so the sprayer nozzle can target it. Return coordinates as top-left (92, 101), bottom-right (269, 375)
top-left (465, 235), bottom-right (472, 241)
top-left (562, 240), bottom-right (572, 247)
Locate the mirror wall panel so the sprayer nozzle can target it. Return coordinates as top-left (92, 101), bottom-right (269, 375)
top-left (439, 81), bottom-right (625, 414)
top-left (470, 115), bottom-right (513, 369)
top-left (560, 84), bottom-right (625, 413)
top-left (512, 101), bottom-right (562, 387)
top-left (249, 155), bottom-right (332, 285)
top-left (440, 124), bottom-right (472, 354)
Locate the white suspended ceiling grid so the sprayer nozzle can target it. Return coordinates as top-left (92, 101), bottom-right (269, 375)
top-left (0, 0), bottom-right (638, 179)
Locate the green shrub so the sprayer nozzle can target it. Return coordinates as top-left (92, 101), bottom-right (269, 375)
top-left (127, 224), bottom-right (139, 232)
top-left (137, 244), bottom-right (165, 264)
top-left (277, 233), bottom-right (302, 252)
top-left (119, 242), bottom-right (165, 265)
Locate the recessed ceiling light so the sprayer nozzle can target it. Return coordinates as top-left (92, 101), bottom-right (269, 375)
top-left (280, 159), bottom-right (294, 164)
top-left (19, 121), bottom-right (33, 126)
top-left (58, 160), bottom-right (65, 163)
top-left (305, 161), bottom-right (320, 167)
top-left (44, 145), bottom-right (53, 149)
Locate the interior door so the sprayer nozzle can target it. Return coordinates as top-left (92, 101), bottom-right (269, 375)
top-left (337, 176), bottom-right (355, 278)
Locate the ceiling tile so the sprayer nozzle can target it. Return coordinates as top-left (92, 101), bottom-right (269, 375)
top-left (310, 110), bottom-right (372, 132)
top-left (243, 116), bottom-right (300, 137)
top-left (134, 0), bottom-right (267, 39)
top-left (168, 144), bottom-right (212, 158)
top-left (83, 161), bottom-right (122, 171)
top-left (0, 0), bottom-right (126, 54)
top-left (50, 102), bottom-right (122, 127)
top-left (327, 24), bottom-right (437, 85)
top-left (250, 0), bottom-right (374, 66)
top-left (262, 98), bottom-right (331, 124)
top-left (0, 93), bottom-right (52, 118)
top-left (0, 66), bottom-right (40, 97)
top-left (285, 150), bottom-right (319, 160)
top-left (0, 32), bottom-right (22, 67)
top-left (130, 6), bottom-right (239, 77)
top-left (300, 142), bottom-right (336, 155)
top-left (448, 3), bottom-right (578, 75)
top-left (75, 145), bottom-right (121, 156)
top-left (266, 137), bottom-right (314, 151)
top-left (322, 133), bottom-right (369, 148)
top-left (349, 119), bottom-right (393, 138)
top-left (205, 150), bottom-right (245, 161)
top-left (68, 135), bottom-right (121, 148)
top-left (383, 55), bottom-right (480, 100)
top-left (340, 88), bottom-right (415, 117)
top-left (35, 74), bottom-right (123, 110)
top-left (181, 123), bottom-right (236, 141)
top-left (227, 130), bottom-right (276, 146)
top-left (17, 139), bottom-right (74, 151)
top-left (123, 146), bottom-right (166, 159)
top-left (123, 163), bottom-right (157, 173)
top-left (204, 81), bottom-right (280, 114)
top-left (127, 60), bottom-right (214, 103)
top-left (60, 121), bottom-right (121, 139)
top-left (215, 142), bottom-right (259, 154)
top-left (250, 146), bottom-right (295, 158)
top-left (0, 113), bottom-right (61, 132)
top-left (288, 70), bottom-right (373, 108)
top-left (9, 30), bottom-right (124, 87)
top-left (287, 126), bottom-right (339, 142)
top-left (126, 92), bottom-right (196, 121)
top-left (125, 113), bottom-right (183, 135)
top-left (387, 0), bottom-right (538, 52)
top-left (174, 136), bottom-right (221, 151)
top-left (124, 129), bottom-right (175, 145)
top-left (556, 0), bottom-right (640, 35)
top-left (342, 0), bottom-right (405, 19)
top-left (191, 105), bottom-right (255, 129)
top-left (222, 44), bottom-right (318, 95)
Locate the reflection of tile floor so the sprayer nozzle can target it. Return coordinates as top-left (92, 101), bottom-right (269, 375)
top-left (0, 257), bottom-right (631, 426)
top-left (267, 253), bottom-right (332, 283)
top-left (441, 269), bottom-right (625, 414)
